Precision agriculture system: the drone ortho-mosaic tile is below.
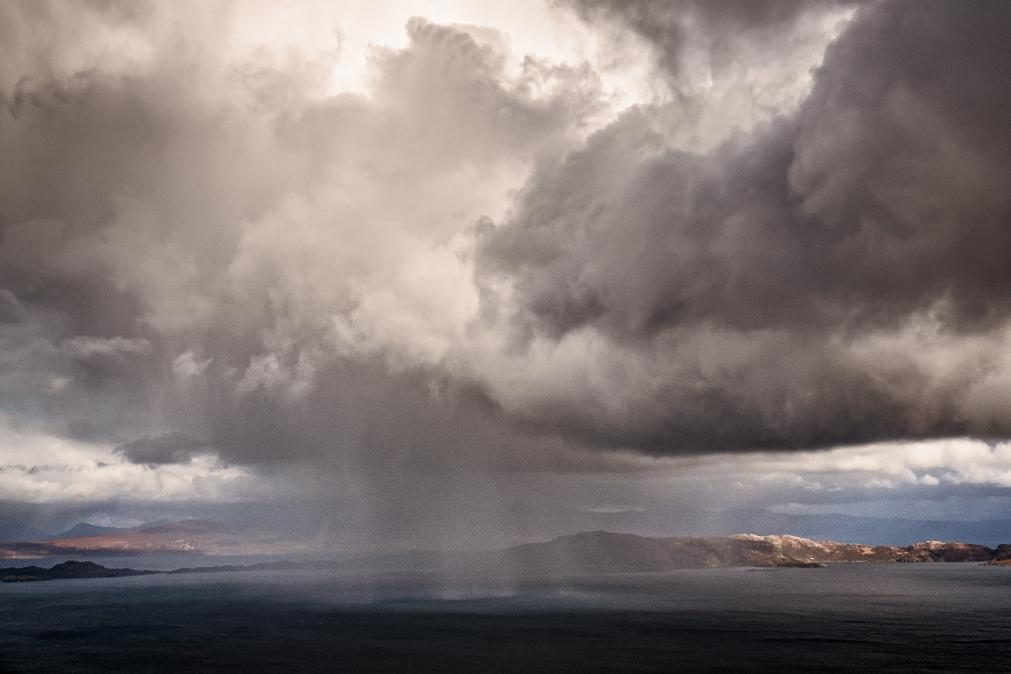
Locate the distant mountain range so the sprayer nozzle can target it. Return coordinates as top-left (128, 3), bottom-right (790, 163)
top-left (3, 512), bottom-right (1011, 560)
top-left (4, 532), bottom-right (1010, 582)
top-left (572, 507), bottom-right (1011, 548)
top-left (0, 519), bottom-right (302, 559)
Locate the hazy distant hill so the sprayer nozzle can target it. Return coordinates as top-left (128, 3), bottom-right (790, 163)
top-left (48, 523), bottom-right (129, 539)
top-left (341, 531), bottom-right (1010, 576)
top-left (497, 531), bottom-right (1009, 572)
top-left (0, 519), bottom-right (310, 559)
top-left (0, 522), bottom-right (47, 544)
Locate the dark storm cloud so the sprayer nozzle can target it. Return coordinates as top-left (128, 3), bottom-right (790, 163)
top-left (114, 432), bottom-right (210, 466)
top-left (495, 0), bottom-right (1011, 340)
top-left (3, 0), bottom-right (1011, 481)
top-left (478, 0), bottom-right (1011, 453)
top-left (0, 289), bottom-right (25, 323)
top-left (0, 0), bottom-right (608, 477)
top-left (561, 0), bottom-right (854, 90)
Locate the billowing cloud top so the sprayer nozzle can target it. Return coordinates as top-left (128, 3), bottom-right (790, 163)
top-left (481, 0), bottom-right (1011, 453)
top-left (2, 0), bottom-right (1010, 493)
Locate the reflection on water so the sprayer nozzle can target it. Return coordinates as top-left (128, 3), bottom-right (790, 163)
top-left (1, 564), bottom-right (1009, 672)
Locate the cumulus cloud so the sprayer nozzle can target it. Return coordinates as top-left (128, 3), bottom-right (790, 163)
top-left (476, 0), bottom-right (1011, 453)
top-left (0, 415), bottom-right (258, 504)
top-left (693, 439), bottom-right (1011, 493)
top-left (62, 336), bottom-right (152, 360)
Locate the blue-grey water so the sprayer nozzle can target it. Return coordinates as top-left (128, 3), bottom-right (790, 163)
top-left (1, 563), bottom-right (1009, 672)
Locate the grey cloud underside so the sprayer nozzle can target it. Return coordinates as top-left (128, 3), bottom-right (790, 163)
top-left (479, 0), bottom-right (1011, 452)
top-left (0, 2), bottom-right (604, 471)
top-left (499, 0), bottom-right (1011, 337)
top-left (113, 432), bottom-right (209, 466)
top-left (1, 0), bottom-right (1010, 468)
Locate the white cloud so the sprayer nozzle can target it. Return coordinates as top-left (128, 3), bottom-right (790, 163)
top-left (62, 336), bottom-right (152, 359)
top-left (653, 439), bottom-right (1011, 500)
top-left (0, 415), bottom-right (263, 504)
top-left (172, 351), bottom-right (212, 379)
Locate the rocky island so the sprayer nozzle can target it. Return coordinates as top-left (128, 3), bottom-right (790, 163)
top-left (0, 560), bottom-right (157, 583)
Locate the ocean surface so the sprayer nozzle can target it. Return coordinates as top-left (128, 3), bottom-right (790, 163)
top-left (1, 563), bottom-right (1009, 672)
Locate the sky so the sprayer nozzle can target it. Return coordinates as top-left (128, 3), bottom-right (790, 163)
top-left (2, 0), bottom-right (1011, 550)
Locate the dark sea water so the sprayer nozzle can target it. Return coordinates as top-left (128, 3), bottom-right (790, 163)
top-left (1, 563), bottom-right (1009, 672)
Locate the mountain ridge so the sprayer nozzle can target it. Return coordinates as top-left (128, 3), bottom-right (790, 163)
top-left (5, 511), bottom-right (1011, 558)
top-left (5, 531), bottom-right (1009, 582)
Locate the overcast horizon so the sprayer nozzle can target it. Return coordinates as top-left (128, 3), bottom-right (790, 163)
top-left (3, 0), bottom-right (1011, 552)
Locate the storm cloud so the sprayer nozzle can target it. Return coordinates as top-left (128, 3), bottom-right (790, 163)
top-left (477, 0), bottom-right (1011, 453)
top-left (0, 0), bottom-right (600, 472)
top-left (1, 0), bottom-right (1011, 548)
top-left (114, 432), bottom-right (211, 466)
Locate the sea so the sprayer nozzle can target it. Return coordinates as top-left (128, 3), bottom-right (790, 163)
top-left (1, 562), bottom-right (1009, 672)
